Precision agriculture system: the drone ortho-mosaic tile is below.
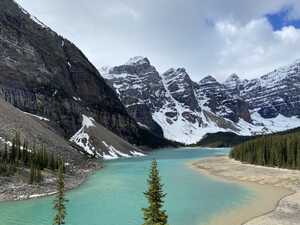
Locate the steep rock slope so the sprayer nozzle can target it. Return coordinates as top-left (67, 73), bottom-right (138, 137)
top-left (194, 75), bottom-right (251, 123)
top-left (70, 115), bottom-right (144, 159)
top-left (0, 0), bottom-right (171, 159)
top-left (0, 97), bottom-right (85, 164)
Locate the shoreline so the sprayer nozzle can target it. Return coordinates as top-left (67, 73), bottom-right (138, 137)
top-left (189, 156), bottom-right (300, 225)
top-left (0, 161), bottom-right (102, 203)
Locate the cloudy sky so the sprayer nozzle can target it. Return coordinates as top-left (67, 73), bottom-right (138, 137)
top-left (16, 0), bottom-right (300, 81)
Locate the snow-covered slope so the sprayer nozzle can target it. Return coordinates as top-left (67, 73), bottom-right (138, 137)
top-left (103, 57), bottom-right (300, 144)
top-left (70, 115), bottom-right (144, 160)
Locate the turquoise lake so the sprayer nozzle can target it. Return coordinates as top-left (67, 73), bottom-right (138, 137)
top-left (0, 148), bottom-right (254, 225)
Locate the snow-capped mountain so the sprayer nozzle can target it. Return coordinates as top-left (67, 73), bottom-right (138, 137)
top-left (103, 57), bottom-right (300, 144)
top-left (103, 56), bottom-right (165, 137)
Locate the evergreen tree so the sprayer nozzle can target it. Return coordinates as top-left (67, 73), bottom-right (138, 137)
top-left (0, 132), bottom-right (60, 182)
top-left (53, 165), bottom-right (68, 225)
top-left (142, 160), bottom-right (168, 225)
top-left (230, 131), bottom-right (300, 169)
top-left (29, 163), bottom-right (35, 184)
top-left (49, 153), bottom-right (56, 171)
top-left (36, 167), bottom-right (42, 183)
top-left (3, 143), bottom-right (8, 162)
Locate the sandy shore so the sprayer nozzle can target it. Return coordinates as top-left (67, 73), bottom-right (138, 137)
top-left (190, 156), bottom-right (300, 225)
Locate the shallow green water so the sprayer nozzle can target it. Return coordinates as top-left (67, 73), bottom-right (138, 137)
top-left (0, 148), bottom-right (254, 225)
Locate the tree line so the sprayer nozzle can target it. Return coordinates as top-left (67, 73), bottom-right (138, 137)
top-left (230, 131), bottom-right (300, 169)
top-left (0, 132), bottom-right (63, 184)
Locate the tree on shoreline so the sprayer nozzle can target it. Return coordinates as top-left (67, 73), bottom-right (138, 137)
top-left (142, 160), bottom-right (168, 225)
top-left (53, 164), bottom-right (68, 225)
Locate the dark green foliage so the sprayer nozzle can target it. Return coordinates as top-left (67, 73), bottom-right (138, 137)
top-left (230, 131), bottom-right (300, 169)
top-left (142, 160), bottom-right (168, 225)
top-left (0, 132), bottom-right (63, 183)
top-left (0, 162), bottom-right (16, 176)
top-left (195, 127), bottom-right (300, 148)
top-left (29, 163), bottom-right (43, 184)
top-left (53, 165), bottom-right (68, 225)
top-left (193, 132), bottom-right (255, 147)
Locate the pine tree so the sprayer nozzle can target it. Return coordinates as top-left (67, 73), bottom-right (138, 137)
top-left (29, 163), bottom-right (35, 184)
top-left (3, 143), bottom-right (8, 162)
top-left (49, 153), bottom-right (56, 171)
top-left (36, 167), bottom-right (42, 183)
top-left (142, 160), bottom-right (168, 225)
top-left (53, 165), bottom-right (68, 225)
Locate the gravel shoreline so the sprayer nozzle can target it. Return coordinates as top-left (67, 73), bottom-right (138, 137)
top-left (190, 156), bottom-right (300, 225)
top-left (0, 161), bottom-right (101, 202)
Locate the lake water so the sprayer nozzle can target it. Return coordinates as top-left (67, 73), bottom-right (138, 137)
top-left (0, 147), bottom-right (254, 225)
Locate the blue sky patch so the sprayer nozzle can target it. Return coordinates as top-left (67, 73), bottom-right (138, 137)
top-left (266, 7), bottom-right (300, 31)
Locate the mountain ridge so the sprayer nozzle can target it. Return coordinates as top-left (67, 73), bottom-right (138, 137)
top-left (103, 56), bottom-right (300, 144)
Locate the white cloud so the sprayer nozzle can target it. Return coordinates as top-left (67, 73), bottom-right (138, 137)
top-left (14, 0), bottom-right (300, 82)
top-left (212, 18), bottom-right (300, 80)
top-left (104, 3), bottom-right (140, 20)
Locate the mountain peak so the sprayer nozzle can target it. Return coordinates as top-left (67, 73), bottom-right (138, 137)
top-left (176, 67), bottom-right (187, 73)
top-left (164, 67), bottom-right (187, 74)
top-left (199, 75), bottom-right (217, 84)
top-left (164, 68), bottom-right (176, 74)
top-left (162, 68), bottom-right (190, 83)
top-left (125, 56), bottom-right (150, 66)
top-left (225, 73), bottom-right (240, 82)
top-left (224, 73), bottom-right (241, 87)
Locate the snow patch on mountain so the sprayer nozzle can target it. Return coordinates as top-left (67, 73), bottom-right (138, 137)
top-left (101, 141), bottom-right (130, 160)
top-left (130, 151), bottom-right (145, 156)
top-left (100, 141), bottom-right (145, 160)
top-left (153, 109), bottom-right (231, 144)
top-left (70, 115), bottom-right (97, 156)
top-left (235, 112), bottom-right (300, 137)
top-left (23, 111), bottom-right (50, 121)
top-left (70, 115), bottom-right (145, 160)
top-left (250, 112), bottom-right (300, 133)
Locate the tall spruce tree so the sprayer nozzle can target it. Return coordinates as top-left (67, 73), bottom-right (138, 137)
top-left (53, 165), bottom-right (68, 225)
top-left (142, 160), bottom-right (168, 225)
top-left (29, 163), bottom-right (35, 184)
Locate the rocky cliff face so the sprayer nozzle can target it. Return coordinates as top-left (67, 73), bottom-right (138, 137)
top-left (195, 75), bottom-right (251, 123)
top-left (162, 68), bottom-right (200, 111)
top-left (0, 0), bottom-right (173, 160)
top-left (103, 56), bottom-right (165, 137)
top-left (104, 57), bottom-right (300, 144)
top-left (228, 60), bottom-right (300, 119)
